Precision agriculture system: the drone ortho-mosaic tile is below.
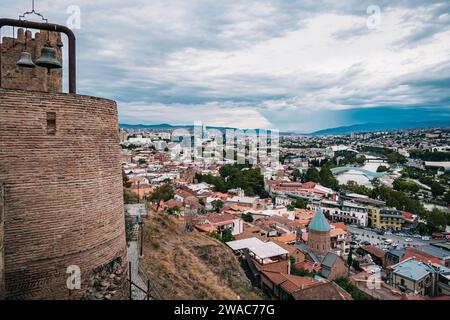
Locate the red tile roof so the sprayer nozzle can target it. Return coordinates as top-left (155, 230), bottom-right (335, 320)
top-left (360, 245), bottom-right (385, 259)
top-left (262, 271), bottom-right (321, 294)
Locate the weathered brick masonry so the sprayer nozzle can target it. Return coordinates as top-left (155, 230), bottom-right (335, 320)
top-left (0, 89), bottom-right (127, 299)
top-left (0, 183), bottom-right (5, 297)
top-left (1, 29), bottom-right (62, 93)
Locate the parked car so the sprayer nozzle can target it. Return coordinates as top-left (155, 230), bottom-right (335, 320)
top-left (421, 236), bottom-right (430, 241)
top-left (404, 238), bottom-right (413, 242)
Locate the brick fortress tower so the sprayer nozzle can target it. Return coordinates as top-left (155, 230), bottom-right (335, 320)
top-left (0, 19), bottom-right (127, 299)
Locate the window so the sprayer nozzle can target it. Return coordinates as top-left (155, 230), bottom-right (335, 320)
top-left (47, 112), bottom-right (56, 135)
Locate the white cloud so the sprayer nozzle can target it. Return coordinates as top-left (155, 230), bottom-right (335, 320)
top-left (1, 0), bottom-right (449, 131)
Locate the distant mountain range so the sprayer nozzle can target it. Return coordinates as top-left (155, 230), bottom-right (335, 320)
top-left (309, 121), bottom-right (450, 136)
top-left (119, 123), bottom-right (233, 130)
top-left (119, 123), bottom-right (290, 134)
top-left (119, 120), bottom-right (450, 136)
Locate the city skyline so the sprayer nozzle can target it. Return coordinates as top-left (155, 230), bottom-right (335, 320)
top-left (1, 0), bottom-right (449, 131)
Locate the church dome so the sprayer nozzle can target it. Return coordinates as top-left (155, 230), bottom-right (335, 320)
top-left (309, 208), bottom-right (331, 232)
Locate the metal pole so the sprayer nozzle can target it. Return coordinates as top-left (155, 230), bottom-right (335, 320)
top-left (140, 222), bottom-right (143, 257)
top-left (137, 181), bottom-right (140, 204)
top-left (0, 18), bottom-right (76, 93)
top-left (128, 261), bottom-right (132, 300)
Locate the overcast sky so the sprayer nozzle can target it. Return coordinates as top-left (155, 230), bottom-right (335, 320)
top-left (2, 0), bottom-right (449, 132)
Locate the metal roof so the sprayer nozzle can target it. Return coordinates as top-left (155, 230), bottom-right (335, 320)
top-left (322, 252), bottom-right (339, 268)
top-left (417, 245), bottom-right (450, 260)
top-left (226, 237), bottom-right (288, 259)
top-left (226, 237), bottom-right (264, 251)
top-left (391, 258), bottom-right (433, 281)
top-left (249, 242), bottom-right (289, 259)
top-left (309, 208), bottom-right (331, 232)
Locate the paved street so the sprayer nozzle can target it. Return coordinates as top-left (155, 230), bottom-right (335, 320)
top-left (126, 241), bottom-right (147, 300)
top-left (347, 226), bottom-right (437, 249)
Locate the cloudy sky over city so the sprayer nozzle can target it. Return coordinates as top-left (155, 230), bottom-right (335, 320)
top-left (2, 0), bottom-right (450, 132)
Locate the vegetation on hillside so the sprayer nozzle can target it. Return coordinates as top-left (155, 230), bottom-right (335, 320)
top-left (334, 277), bottom-right (374, 300)
top-left (360, 146), bottom-right (407, 164)
top-left (140, 212), bottom-right (261, 300)
top-left (196, 164), bottom-right (269, 198)
top-left (410, 150), bottom-right (450, 162)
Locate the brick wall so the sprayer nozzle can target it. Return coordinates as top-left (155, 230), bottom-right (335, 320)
top-left (1, 28), bottom-right (62, 92)
top-left (308, 230), bottom-right (331, 256)
top-left (327, 256), bottom-right (348, 281)
top-left (0, 183), bottom-right (5, 298)
top-left (0, 88), bottom-right (127, 299)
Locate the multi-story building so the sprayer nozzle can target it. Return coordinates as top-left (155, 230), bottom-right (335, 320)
top-left (370, 208), bottom-right (405, 231)
top-left (379, 209), bottom-right (405, 231)
top-left (319, 200), bottom-right (368, 227)
top-left (387, 257), bottom-right (450, 297)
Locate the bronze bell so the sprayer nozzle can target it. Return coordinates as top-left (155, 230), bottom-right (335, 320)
top-left (35, 42), bottom-right (62, 73)
top-left (16, 51), bottom-right (36, 68)
top-left (56, 36), bottom-right (64, 48)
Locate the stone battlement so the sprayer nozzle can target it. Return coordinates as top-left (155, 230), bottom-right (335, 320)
top-left (1, 28), bottom-right (62, 92)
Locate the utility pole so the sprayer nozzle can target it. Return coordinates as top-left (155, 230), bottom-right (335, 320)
top-left (137, 181), bottom-right (140, 204)
top-left (139, 221), bottom-right (144, 257)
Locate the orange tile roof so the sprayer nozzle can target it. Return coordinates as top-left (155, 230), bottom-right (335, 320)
top-left (360, 245), bottom-right (385, 259)
top-left (195, 224), bottom-right (217, 233)
top-left (331, 222), bottom-right (347, 231)
top-left (330, 228), bottom-right (347, 237)
top-left (262, 271), bottom-right (321, 294)
top-left (401, 253), bottom-right (442, 266)
top-left (254, 260), bottom-right (290, 274)
top-left (273, 234), bottom-right (297, 243)
top-left (295, 261), bottom-right (321, 272)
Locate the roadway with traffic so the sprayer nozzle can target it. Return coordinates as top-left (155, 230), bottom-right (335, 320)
top-left (347, 225), bottom-right (439, 250)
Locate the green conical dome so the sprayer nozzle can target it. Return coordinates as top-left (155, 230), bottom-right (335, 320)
top-left (309, 208), bottom-right (331, 232)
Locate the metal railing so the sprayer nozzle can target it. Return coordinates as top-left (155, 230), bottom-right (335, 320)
top-left (0, 18), bottom-right (76, 93)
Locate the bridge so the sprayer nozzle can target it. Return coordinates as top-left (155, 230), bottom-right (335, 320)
top-left (330, 166), bottom-right (386, 179)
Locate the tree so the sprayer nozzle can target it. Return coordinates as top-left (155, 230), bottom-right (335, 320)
top-left (373, 185), bottom-right (426, 216)
top-left (197, 164), bottom-right (268, 198)
top-left (221, 228), bottom-right (234, 242)
top-left (138, 158), bottom-right (147, 165)
top-left (334, 277), bottom-right (374, 300)
top-left (320, 165), bottom-right (339, 190)
top-left (292, 198), bottom-right (307, 209)
top-left (444, 192), bottom-right (450, 206)
top-left (352, 260), bottom-right (361, 272)
top-left (124, 188), bottom-right (139, 204)
top-left (242, 212), bottom-right (254, 223)
top-left (292, 169), bottom-right (302, 182)
top-left (431, 182), bottom-right (445, 197)
top-left (304, 168), bottom-right (320, 182)
top-left (427, 208), bottom-right (447, 232)
top-left (393, 179), bottom-right (420, 193)
top-left (167, 206), bottom-right (181, 215)
top-left (347, 248), bottom-right (353, 276)
top-left (377, 165), bottom-right (388, 173)
top-left (150, 183), bottom-right (174, 205)
top-left (211, 199), bottom-right (224, 213)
